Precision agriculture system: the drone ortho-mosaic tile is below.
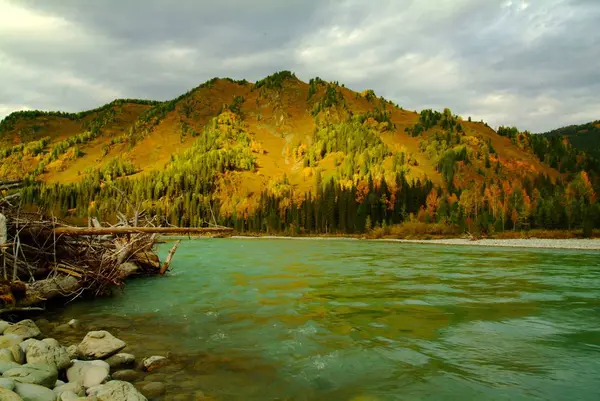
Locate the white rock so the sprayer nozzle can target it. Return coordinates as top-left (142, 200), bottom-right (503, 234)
top-left (86, 380), bottom-right (147, 401)
top-left (19, 338), bottom-right (37, 353)
top-left (66, 360), bottom-right (110, 388)
top-left (67, 319), bottom-right (80, 329)
top-left (54, 381), bottom-right (85, 397)
top-left (77, 331), bottom-right (126, 359)
top-left (60, 390), bottom-right (81, 400)
top-left (4, 320), bottom-right (40, 340)
top-left (26, 339), bottom-right (71, 370)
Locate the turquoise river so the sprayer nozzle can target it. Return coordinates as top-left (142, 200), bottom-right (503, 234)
top-left (46, 238), bottom-right (600, 401)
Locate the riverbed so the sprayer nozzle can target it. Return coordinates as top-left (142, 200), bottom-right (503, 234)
top-left (46, 238), bottom-right (600, 400)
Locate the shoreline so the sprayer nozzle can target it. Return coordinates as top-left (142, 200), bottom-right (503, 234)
top-left (228, 235), bottom-right (600, 250)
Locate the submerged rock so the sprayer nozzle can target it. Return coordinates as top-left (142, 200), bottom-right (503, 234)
top-left (111, 369), bottom-right (140, 382)
top-left (14, 381), bottom-right (57, 401)
top-left (141, 356), bottom-right (167, 372)
top-left (26, 339), bottom-right (71, 370)
top-left (78, 331), bottom-right (126, 359)
top-left (67, 360), bottom-right (110, 388)
top-left (0, 387), bottom-right (21, 401)
top-left (105, 353), bottom-right (135, 370)
top-left (87, 380), bottom-right (147, 401)
top-left (139, 381), bottom-right (166, 397)
top-left (2, 362), bottom-right (58, 388)
top-left (4, 320), bottom-right (41, 340)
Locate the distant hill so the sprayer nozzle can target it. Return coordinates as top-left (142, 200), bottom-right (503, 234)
top-left (1, 72), bottom-right (598, 235)
top-left (540, 121), bottom-right (600, 159)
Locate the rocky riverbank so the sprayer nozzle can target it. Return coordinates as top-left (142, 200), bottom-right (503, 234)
top-left (0, 318), bottom-right (183, 401)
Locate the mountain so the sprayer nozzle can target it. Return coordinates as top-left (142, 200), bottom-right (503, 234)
top-left (1, 71), bottom-right (598, 236)
top-left (540, 121), bottom-right (600, 159)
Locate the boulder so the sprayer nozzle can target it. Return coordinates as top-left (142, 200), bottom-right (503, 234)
top-left (111, 369), bottom-right (140, 382)
top-left (0, 321), bottom-right (10, 335)
top-left (14, 382), bottom-right (57, 401)
top-left (54, 381), bottom-right (85, 397)
top-left (67, 360), bottom-right (110, 388)
top-left (68, 319), bottom-right (81, 329)
top-left (141, 356), bottom-right (167, 372)
top-left (139, 381), bottom-right (166, 398)
top-left (77, 331), bottom-right (126, 359)
top-left (87, 380), bottom-right (147, 401)
top-left (0, 348), bottom-right (15, 362)
top-left (0, 387), bottom-right (21, 401)
top-left (105, 353), bottom-right (135, 370)
top-left (2, 363), bottom-right (58, 388)
top-left (4, 320), bottom-right (40, 340)
top-left (0, 335), bottom-right (24, 349)
top-left (0, 361), bottom-right (21, 374)
top-left (10, 344), bottom-right (25, 364)
top-left (26, 339), bottom-right (71, 370)
top-left (0, 377), bottom-right (15, 390)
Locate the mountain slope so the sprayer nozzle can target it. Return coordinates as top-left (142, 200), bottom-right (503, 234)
top-left (540, 121), bottom-right (600, 159)
top-left (1, 72), bottom-right (597, 235)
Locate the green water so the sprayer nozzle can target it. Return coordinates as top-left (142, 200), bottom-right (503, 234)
top-left (47, 239), bottom-right (600, 400)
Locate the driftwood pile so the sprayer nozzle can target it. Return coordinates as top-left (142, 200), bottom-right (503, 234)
top-left (0, 190), bottom-right (178, 313)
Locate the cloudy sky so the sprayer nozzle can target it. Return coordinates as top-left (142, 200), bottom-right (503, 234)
top-left (1, 0), bottom-right (598, 132)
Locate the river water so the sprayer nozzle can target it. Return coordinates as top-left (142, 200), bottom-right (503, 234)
top-left (46, 239), bottom-right (600, 400)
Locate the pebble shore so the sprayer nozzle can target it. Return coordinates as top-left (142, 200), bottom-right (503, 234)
top-left (0, 318), bottom-right (173, 400)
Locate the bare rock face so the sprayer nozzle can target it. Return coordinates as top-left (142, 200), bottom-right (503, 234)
top-left (77, 331), bottom-right (126, 359)
top-left (4, 320), bottom-right (40, 340)
top-left (87, 380), bottom-right (147, 401)
top-left (25, 339), bottom-right (71, 370)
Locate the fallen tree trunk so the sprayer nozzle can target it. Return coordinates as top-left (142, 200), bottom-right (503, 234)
top-left (53, 226), bottom-right (233, 236)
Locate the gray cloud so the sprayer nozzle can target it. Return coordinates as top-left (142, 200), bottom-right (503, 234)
top-left (0, 0), bottom-right (598, 132)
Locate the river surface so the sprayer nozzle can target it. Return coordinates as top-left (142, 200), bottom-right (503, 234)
top-left (46, 238), bottom-right (600, 401)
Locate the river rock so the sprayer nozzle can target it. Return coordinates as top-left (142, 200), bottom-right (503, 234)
top-left (14, 382), bottom-right (57, 401)
top-left (0, 334), bottom-right (24, 349)
top-left (105, 353), bottom-right (135, 370)
top-left (67, 345), bottom-right (79, 359)
top-left (4, 320), bottom-right (41, 340)
top-left (77, 331), bottom-right (126, 359)
top-left (87, 380), bottom-right (147, 401)
top-left (0, 348), bottom-right (15, 362)
top-left (141, 356), bottom-right (167, 372)
top-left (68, 319), bottom-right (81, 329)
top-left (19, 338), bottom-right (37, 353)
top-left (0, 321), bottom-right (10, 335)
top-left (3, 363), bottom-right (58, 388)
top-left (10, 344), bottom-right (25, 364)
top-left (59, 390), bottom-right (80, 400)
top-left (54, 381), bottom-right (85, 397)
top-left (111, 369), bottom-right (140, 382)
top-left (0, 387), bottom-right (21, 401)
top-left (0, 361), bottom-right (21, 374)
top-left (139, 381), bottom-right (166, 397)
top-left (0, 377), bottom-right (15, 389)
top-left (26, 339), bottom-right (71, 370)
top-left (54, 324), bottom-right (71, 333)
top-left (67, 360), bottom-right (110, 388)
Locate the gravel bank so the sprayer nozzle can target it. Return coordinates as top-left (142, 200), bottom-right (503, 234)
top-left (380, 238), bottom-right (600, 250)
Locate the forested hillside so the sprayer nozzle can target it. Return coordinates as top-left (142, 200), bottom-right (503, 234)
top-left (539, 121), bottom-right (600, 159)
top-left (1, 72), bottom-right (599, 236)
